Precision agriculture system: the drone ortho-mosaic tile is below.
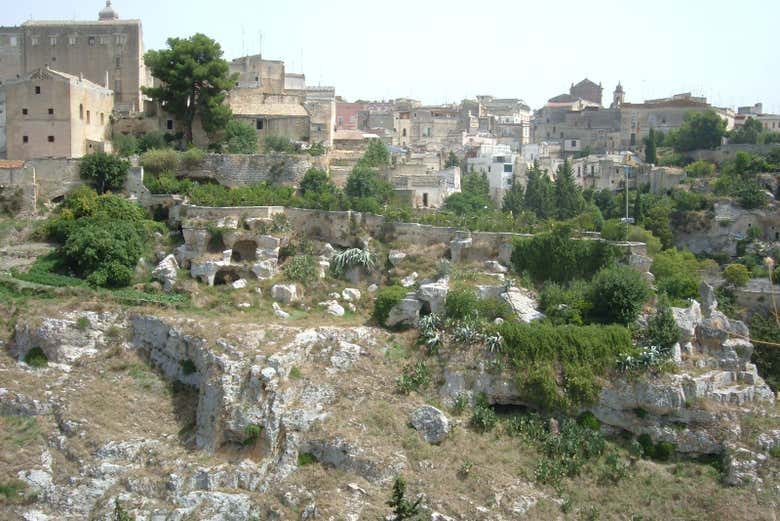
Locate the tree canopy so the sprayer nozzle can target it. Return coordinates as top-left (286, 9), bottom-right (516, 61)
top-left (554, 159), bottom-right (585, 219)
top-left (668, 110), bottom-right (726, 152)
top-left (143, 33), bottom-right (236, 144)
top-left (79, 152), bottom-right (130, 194)
top-left (222, 119), bottom-right (258, 154)
top-left (524, 162), bottom-right (555, 219)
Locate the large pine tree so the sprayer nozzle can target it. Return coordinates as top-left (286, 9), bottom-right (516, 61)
top-left (524, 162), bottom-right (555, 219)
top-left (554, 159), bottom-right (585, 219)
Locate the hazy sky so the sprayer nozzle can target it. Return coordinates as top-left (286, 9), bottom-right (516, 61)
top-left (5, 0), bottom-right (780, 112)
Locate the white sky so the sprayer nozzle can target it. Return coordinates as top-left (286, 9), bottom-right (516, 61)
top-left (6, 0), bottom-right (780, 112)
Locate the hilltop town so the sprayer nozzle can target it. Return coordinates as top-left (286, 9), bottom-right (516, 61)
top-left (0, 2), bottom-right (779, 521)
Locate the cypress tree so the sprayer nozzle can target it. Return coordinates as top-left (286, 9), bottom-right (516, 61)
top-left (554, 159), bottom-right (585, 219)
top-left (645, 128), bottom-right (658, 164)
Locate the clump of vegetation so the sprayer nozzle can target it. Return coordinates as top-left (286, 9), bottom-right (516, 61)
top-left (283, 255), bottom-right (318, 284)
top-left (80, 152), bottom-right (130, 194)
top-left (637, 433), bottom-right (676, 461)
top-left (222, 119), bottom-right (258, 154)
top-left (396, 361), bottom-right (431, 394)
top-left (330, 248), bottom-right (375, 277)
top-left (23, 347), bottom-right (48, 368)
top-left (0, 479), bottom-right (36, 505)
top-left (384, 476), bottom-right (423, 521)
top-left (140, 148), bottom-right (181, 174)
top-left (373, 285), bottom-right (408, 327)
top-left (588, 265), bottom-right (651, 325)
top-left (722, 263), bottom-right (750, 287)
top-left (243, 424), bottom-right (262, 445)
top-left (651, 248), bottom-right (703, 305)
top-left (498, 322), bottom-right (634, 410)
top-left (289, 366), bottom-right (302, 379)
top-left (645, 302), bottom-right (679, 350)
top-left (750, 313), bottom-right (780, 391)
top-left (470, 394), bottom-right (498, 432)
top-left (297, 452), bottom-right (317, 466)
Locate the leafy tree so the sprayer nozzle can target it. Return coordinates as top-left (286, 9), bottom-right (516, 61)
top-left (444, 151), bottom-right (459, 168)
top-left (502, 181), bottom-right (525, 214)
top-left (554, 159), bottom-right (585, 219)
top-left (645, 128), bottom-right (657, 164)
top-left (299, 168), bottom-right (333, 196)
top-left (632, 189), bottom-right (644, 224)
top-left (593, 189), bottom-right (619, 219)
top-left (589, 265), bottom-right (651, 325)
top-left (723, 263), bottom-right (750, 287)
top-left (62, 219), bottom-right (144, 287)
top-left (651, 248), bottom-right (702, 303)
top-left (729, 117), bottom-right (763, 145)
top-left (643, 200), bottom-right (673, 249)
top-left (385, 476), bottom-right (422, 521)
top-left (80, 152), bottom-right (130, 194)
top-left (670, 110), bottom-right (726, 152)
top-left (684, 160), bottom-right (716, 178)
top-left (646, 302), bottom-right (679, 350)
top-left (444, 172), bottom-right (492, 215)
top-left (345, 165), bottom-right (392, 202)
top-left (222, 119), bottom-right (258, 154)
top-left (143, 33), bottom-right (236, 144)
top-left (358, 139), bottom-right (390, 168)
top-left (524, 162), bottom-right (555, 219)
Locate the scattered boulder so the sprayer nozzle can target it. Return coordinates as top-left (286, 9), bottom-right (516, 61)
top-left (484, 260), bottom-right (508, 274)
top-left (271, 284), bottom-right (299, 305)
top-left (252, 259), bottom-right (277, 279)
top-left (321, 243), bottom-right (337, 259)
top-left (416, 280), bottom-right (449, 314)
top-left (386, 296), bottom-right (422, 327)
top-left (272, 303), bottom-right (290, 320)
top-left (231, 278), bottom-right (247, 290)
top-left (151, 254), bottom-right (179, 292)
top-left (450, 237), bottom-right (472, 263)
top-left (401, 272), bottom-right (418, 288)
top-left (409, 405), bottom-right (450, 444)
top-left (320, 300), bottom-right (345, 317)
top-left (367, 284), bottom-right (378, 293)
top-left (342, 288), bottom-right (361, 302)
top-left (388, 250), bottom-right (407, 267)
top-left (501, 288), bottom-right (544, 323)
top-left (699, 282), bottom-right (718, 318)
top-left (671, 300), bottom-right (702, 342)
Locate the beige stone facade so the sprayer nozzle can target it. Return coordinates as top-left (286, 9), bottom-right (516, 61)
top-left (0, 27), bottom-right (23, 86)
top-left (5, 67), bottom-right (113, 160)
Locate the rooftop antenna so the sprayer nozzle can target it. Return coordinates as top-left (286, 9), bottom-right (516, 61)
top-left (258, 31), bottom-right (263, 57)
top-left (241, 26), bottom-right (245, 58)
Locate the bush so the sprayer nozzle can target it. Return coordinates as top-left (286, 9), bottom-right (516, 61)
top-left (685, 160), bottom-right (716, 178)
top-left (600, 219), bottom-right (627, 241)
top-left (511, 226), bottom-right (617, 284)
top-left (243, 424), bottom-right (262, 445)
top-left (138, 131), bottom-right (168, 152)
top-left (577, 411), bottom-right (601, 431)
top-left (723, 263), bottom-right (750, 287)
top-left (222, 119), bottom-right (258, 154)
top-left (264, 135), bottom-right (295, 153)
top-left (113, 133), bottom-right (139, 157)
top-left (396, 361), bottom-right (431, 394)
top-left (498, 321), bottom-right (634, 410)
top-left (646, 303), bottom-right (679, 350)
top-left (373, 286), bottom-right (408, 327)
top-left (297, 452), bottom-right (317, 466)
top-left (180, 147), bottom-right (205, 168)
top-left (539, 280), bottom-right (591, 325)
top-left (651, 249), bottom-right (702, 303)
top-left (80, 152), bottom-right (130, 194)
top-left (444, 288), bottom-right (479, 320)
top-left (283, 255), bottom-right (318, 284)
top-left (589, 265), bottom-right (651, 325)
top-left (140, 148), bottom-right (180, 174)
top-left (23, 347), bottom-right (48, 368)
top-left (749, 313), bottom-right (780, 391)
top-left (470, 403), bottom-right (498, 432)
top-left (330, 248), bottom-right (375, 277)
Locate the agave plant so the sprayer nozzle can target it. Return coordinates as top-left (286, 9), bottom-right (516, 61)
top-left (483, 333), bottom-right (504, 353)
top-left (453, 323), bottom-right (480, 345)
top-left (331, 248), bottom-right (375, 276)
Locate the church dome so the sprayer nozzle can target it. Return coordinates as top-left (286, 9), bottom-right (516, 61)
top-left (99, 1), bottom-right (119, 21)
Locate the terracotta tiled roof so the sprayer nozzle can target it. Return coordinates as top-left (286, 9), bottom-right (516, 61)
top-left (0, 160), bottom-right (25, 169)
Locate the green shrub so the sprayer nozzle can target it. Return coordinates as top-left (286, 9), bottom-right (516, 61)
top-left (138, 131), bottom-right (168, 152)
top-left (80, 152), bottom-right (130, 194)
top-left (396, 361), bottom-right (431, 394)
top-left (654, 441), bottom-right (676, 461)
top-left (289, 366), bottom-right (302, 379)
top-left (539, 280), bottom-right (591, 325)
top-left (589, 265), bottom-right (650, 325)
top-left (601, 219), bottom-right (627, 241)
top-left (470, 403), bottom-right (498, 432)
top-left (222, 119), bottom-right (258, 154)
top-left (330, 248), bottom-right (375, 277)
top-left (62, 219), bottom-right (144, 287)
top-left (264, 135), bottom-right (295, 153)
top-left (511, 226), bottom-right (617, 284)
top-left (24, 348), bottom-right (48, 368)
top-left (140, 148), bottom-right (180, 174)
top-left (749, 313), bottom-right (780, 391)
top-left (113, 133), bottom-right (139, 157)
top-left (723, 263), bottom-right (750, 287)
top-left (577, 411), bottom-right (601, 431)
top-left (685, 160), bottom-right (716, 178)
top-left (76, 316), bottom-right (91, 330)
top-left (499, 322), bottom-right (634, 410)
top-left (444, 288), bottom-right (479, 320)
top-left (180, 147), bottom-right (205, 168)
top-left (646, 303), bottom-right (679, 350)
top-left (373, 286), bottom-right (408, 327)
top-left (243, 424), bottom-right (262, 445)
top-left (283, 255), bottom-right (318, 284)
top-left (297, 452), bottom-right (317, 466)
top-left (637, 433), bottom-right (655, 458)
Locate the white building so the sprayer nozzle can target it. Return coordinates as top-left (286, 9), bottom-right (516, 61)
top-left (467, 143), bottom-right (516, 203)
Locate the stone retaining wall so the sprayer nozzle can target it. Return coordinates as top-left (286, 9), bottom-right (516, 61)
top-left (178, 153), bottom-right (328, 187)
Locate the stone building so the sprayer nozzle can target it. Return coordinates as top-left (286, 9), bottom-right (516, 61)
top-left (475, 96), bottom-right (532, 150)
top-left (409, 105), bottom-right (461, 152)
top-left (467, 144), bottom-right (516, 203)
top-left (305, 86), bottom-right (336, 147)
top-left (229, 55), bottom-right (285, 94)
top-left (4, 67), bottom-right (114, 160)
top-left (335, 101), bottom-right (365, 131)
top-left (570, 78), bottom-right (603, 106)
top-left (392, 166), bottom-right (461, 208)
top-left (0, 2), bottom-right (149, 112)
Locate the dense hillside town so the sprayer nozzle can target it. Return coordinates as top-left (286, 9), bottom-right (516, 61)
top-left (0, 3), bottom-right (778, 520)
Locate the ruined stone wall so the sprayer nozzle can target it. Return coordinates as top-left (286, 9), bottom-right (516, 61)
top-left (26, 157), bottom-right (82, 202)
top-left (177, 153), bottom-right (328, 188)
top-left (688, 144), bottom-right (780, 163)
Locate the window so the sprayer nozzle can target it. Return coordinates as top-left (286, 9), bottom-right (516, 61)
top-left (9, 36), bottom-right (17, 46)
top-left (166, 119), bottom-right (173, 130)
top-left (100, 113), bottom-right (104, 125)
top-left (48, 108), bottom-right (54, 115)
top-left (503, 164), bottom-right (513, 173)
top-left (35, 86), bottom-right (41, 94)
top-left (31, 36), bottom-right (39, 46)
top-left (402, 128), bottom-right (407, 137)
top-left (506, 178), bottom-right (513, 187)
top-left (88, 36), bottom-right (96, 46)
top-left (22, 108), bottom-right (28, 115)
top-left (99, 36), bottom-right (109, 45)
top-left (49, 36), bottom-right (56, 46)
top-left (48, 136), bottom-right (55, 142)
top-left (422, 193), bottom-right (428, 207)
top-left (591, 166), bottom-right (595, 175)
top-left (86, 110), bottom-right (91, 124)
top-left (114, 79), bottom-right (121, 93)
top-left (22, 136), bottom-right (28, 144)
top-left (571, 140), bottom-right (577, 147)
top-left (115, 35), bottom-right (125, 45)
top-left (115, 56), bottom-right (121, 68)
top-left (256, 118), bottom-right (264, 130)
top-left (79, 104), bottom-right (84, 120)
top-left (69, 35), bottom-right (77, 45)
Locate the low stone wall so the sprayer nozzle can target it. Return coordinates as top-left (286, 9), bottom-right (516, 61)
top-left (688, 144), bottom-right (780, 163)
top-left (181, 204), bottom-right (285, 222)
top-left (733, 278), bottom-right (780, 317)
top-left (178, 153), bottom-right (328, 187)
top-left (26, 158), bottom-right (83, 203)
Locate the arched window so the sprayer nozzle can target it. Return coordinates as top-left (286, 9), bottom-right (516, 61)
top-left (79, 104), bottom-right (84, 120)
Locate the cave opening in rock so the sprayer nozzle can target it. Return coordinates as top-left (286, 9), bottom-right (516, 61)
top-left (231, 240), bottom-right (258, 263)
